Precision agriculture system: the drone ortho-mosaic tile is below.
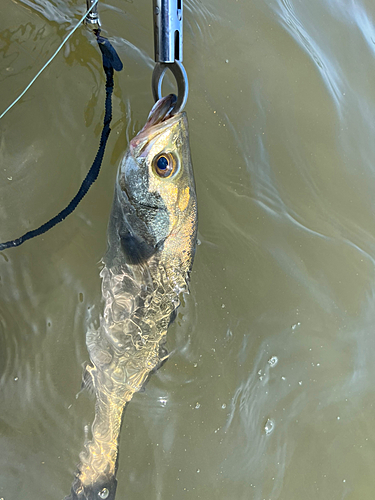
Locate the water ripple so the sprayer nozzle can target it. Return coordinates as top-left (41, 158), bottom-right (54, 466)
top-left (271, 0), bottom-right (344, 112)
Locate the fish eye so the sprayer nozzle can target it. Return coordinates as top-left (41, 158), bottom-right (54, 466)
top-left (153, 153), bottom-right (177, 178)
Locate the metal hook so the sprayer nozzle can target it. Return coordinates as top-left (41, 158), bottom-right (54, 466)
top-left (152, 0), bottom-right (188, 112)
top-left (151, 61), bottom-right (188, 114)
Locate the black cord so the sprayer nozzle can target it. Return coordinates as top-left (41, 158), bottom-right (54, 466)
top-left (0, 32), bottom-right (123, 251)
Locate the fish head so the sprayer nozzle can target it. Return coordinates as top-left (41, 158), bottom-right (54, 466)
top-left (107, 94), bottom-right (197, 283)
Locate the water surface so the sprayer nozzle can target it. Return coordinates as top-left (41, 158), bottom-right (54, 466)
top-left (1, 0), bottom-right (375, 499)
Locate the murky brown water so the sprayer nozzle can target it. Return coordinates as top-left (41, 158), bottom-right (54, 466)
top-left (2, 0), bottom-right (375, 499)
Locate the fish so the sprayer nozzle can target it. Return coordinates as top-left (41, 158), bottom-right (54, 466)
top-left (65, 93), bottom-right (198, 500)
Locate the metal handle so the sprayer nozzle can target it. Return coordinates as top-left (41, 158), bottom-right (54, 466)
top-left (153, 0), bottom-right (183, 63)
top-left (86, 0), bottom-right (101, 27)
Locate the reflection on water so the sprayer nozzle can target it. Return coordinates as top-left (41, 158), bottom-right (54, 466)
top-left (2, 0), bottom-right (375, 498)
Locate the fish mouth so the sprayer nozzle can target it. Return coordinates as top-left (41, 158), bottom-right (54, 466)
top-left (141, 93), bottom-right (177, 130)
top-left (129, 94), bottom-right (184, 155)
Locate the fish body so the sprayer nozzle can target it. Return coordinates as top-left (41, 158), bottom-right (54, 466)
top-left (65, 95), bottom-right (197, 500)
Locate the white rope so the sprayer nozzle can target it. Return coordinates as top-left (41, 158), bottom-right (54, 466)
top-left (0, 0), bottom-right (99, 120)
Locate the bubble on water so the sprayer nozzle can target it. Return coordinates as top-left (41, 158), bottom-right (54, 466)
top-left (291, 322), bottom-right (301, 331)
top-left (268, 356), bottom-right (278, 367)
top-left (99, 488), bottom-right (109, 499)
top-left (264, 418), bottom-right (274, 435)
